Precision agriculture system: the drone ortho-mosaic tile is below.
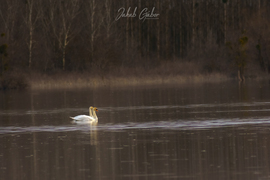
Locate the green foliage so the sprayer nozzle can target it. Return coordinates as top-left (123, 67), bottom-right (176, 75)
top-left (0, 35), bottom-right (9, 76)
top-left (235, 36), bottom-right (248, 68)
top-left (256, 44), bottom-right (261, 50)
top-left (0, 44), bottom-right (8, 57)
top-left (0, 34), bottom-right (28, 90)
top-left (226, 32), bottom-right (249, 81)
top-left (225, 41), bottom-right (232, 50)
top-left (0, 72), bottom-right (28, 90)
top-left (241, 29), bottom-right (247, 34)
top-left (238, 36), bottom-right (248, 46)
top-left (227, 34), bottom-right (248, 67)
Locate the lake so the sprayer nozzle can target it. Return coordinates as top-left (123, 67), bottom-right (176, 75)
top-left (1, 80), bottom-right (270, 180)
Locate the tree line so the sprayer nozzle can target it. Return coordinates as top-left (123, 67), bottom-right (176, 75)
top-left (0, 0), bottom-right (270, 77)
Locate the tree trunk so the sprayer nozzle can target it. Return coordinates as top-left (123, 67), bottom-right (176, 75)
top-left (29, 26), bottom-right (33, 68)
top-left (224, 1), bottom-right (227, 44)
top-left (126, 0), bottom-right (129, 56)
top-left (237, 0), bottom-right (241, 29)
top-left (147, 1), bottom-right (150, 61)
top-left (138, 0), bottom-right (142, 57)
top-left (90, 0), bottom-right (96, 62)
top-left (26, 0), bottom-right (37, 68)
top-left (147, 19), bottom-right (150, 61)
top-left (258, 0), bottom-right (261, 15)
top-left (165, 1), bottom-right (170, 58)
top-left (62, 35), bottom-right (68, 70)
top-left (231, 0), bottom-right (234, 30)
top-left (179, 0), bottom-right (182, 58)
top-left (157, 1), bottom-right (160, 60)
top-left (192, 0), bottom-right (196, 47)
top-left (130, 1), bottom-right (133, 49)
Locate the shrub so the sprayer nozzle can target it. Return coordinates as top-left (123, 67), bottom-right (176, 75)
top-left (0, 72), bottom-right (28, 90)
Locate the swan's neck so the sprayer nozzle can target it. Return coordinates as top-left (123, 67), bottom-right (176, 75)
top-left (89, 107), bottom-right (93, 117)
top-left (93, 110), bottom-right (98, 121)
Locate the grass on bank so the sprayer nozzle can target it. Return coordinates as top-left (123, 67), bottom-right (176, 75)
top-left (29, 61), bottom-right (267, 89)
top-left (0, 61), bottom-right (268, 90)
top-left (30, 72), bottom-right (228, 89)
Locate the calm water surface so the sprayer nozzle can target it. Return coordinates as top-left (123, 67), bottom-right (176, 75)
top-left (1, 81), bottom-right (270, 180)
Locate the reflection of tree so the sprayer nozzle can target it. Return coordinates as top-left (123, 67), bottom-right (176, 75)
top-left (238, 82), bottom-right (248, 102)
top-left (238, 83), bottom-right (251, 120)
top-left (30, 93), bottom-right (39, 180)
top-left (87, 124), bottom-right (101, 177)
top-left (2, 125), bottom-right (270, 179)
top-left (89, 123), bottom-right (98, 145)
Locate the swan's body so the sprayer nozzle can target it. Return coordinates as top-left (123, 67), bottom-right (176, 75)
top-left (70, 107), bottom-right (98, 122)
top-left (70, 115), bottom-right (95, 121)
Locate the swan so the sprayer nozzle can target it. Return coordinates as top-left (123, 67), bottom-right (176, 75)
top-left (92, 107), bottom-right (98, 121)
top-left (70, 106), bottom-right (98, 122)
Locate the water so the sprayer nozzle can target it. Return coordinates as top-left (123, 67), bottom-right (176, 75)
top-left (1, 81), bottom-right (270, 180)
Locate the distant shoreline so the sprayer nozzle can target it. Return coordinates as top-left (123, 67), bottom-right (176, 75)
top-left (27, 61), bottom-right (270, 89)
top-left (28, 72), bottom-right (270, 90)
top-left (28, 73), bottom-right (233, 89)
top-left (1, 61), bottom-right (269, 90)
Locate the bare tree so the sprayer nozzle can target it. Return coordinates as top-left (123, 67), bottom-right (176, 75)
top-left (42, 0), bottom-right (81, 70)
top-left (84, 0), bottom-right (102, 63)
top-left (59, 0), bottom-right (81, 70)
top-left (0, 0), bottom-right (269, 75)
top-left (126, 0), bottom-right (130, 55)
top-left (192, 0), bottom-right (196, 47)
top-left (23, 0), bottom-right (40, 68)
top-left (104, 0), bottom-right (115, 39)
top-left (165, 0), bottom-right (170, 58)
top-left (156, 0), bottom-right (160, 60)
top-left (223, 0), bottom-right (227, 44)
top-left (0, 0), bottom-right (20, 59)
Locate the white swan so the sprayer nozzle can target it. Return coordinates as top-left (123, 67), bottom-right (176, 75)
top-left (70, 106), bottom-right (98, 122)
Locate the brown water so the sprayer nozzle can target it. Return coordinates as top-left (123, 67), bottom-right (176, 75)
top-left (1, 81), bottom-right (270, 180)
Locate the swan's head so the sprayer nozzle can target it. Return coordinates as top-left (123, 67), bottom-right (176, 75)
top-left (89, 106), bottom-right (93, 109)
top-left (93, 107), bottom-right (98, 112)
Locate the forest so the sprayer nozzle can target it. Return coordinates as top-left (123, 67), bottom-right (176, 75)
top-left (0, 0), bottom-right (270, 89)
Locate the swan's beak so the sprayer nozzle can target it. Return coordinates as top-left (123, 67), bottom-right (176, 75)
top-left (96, 109), bottom-right (98, 112)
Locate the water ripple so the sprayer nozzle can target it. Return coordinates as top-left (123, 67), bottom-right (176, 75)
top-left (0, 117), bottom-right (270, 134)
top-left (1, 101), bottom-right (270, 116)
